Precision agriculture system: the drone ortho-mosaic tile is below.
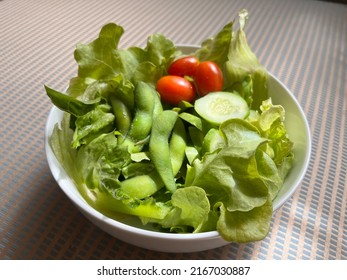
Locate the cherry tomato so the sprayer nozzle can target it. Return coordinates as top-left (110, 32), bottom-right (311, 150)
top-left (156, 76), bottom-right (196, 105)
top-left (168, 56), bottom-right (200, 77)
top-left (194, 61), bottom-right (223, 96)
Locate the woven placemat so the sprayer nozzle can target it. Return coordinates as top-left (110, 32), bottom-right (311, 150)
top-left (1, 0), bottom-right (346, 260)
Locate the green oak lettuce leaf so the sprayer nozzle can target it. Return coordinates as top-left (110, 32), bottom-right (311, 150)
top-left (132, 33), bottom-right (178, 85)
top-left (184, 118), bottom-right (284, 242)
top-left (185, 119), bottom-right (272, 212)
top-left (255, 98), bottom-right (294, 179)
top-left (224, 9), bottom-right (268, 109)
top-left (142, 186), bottom-right (217, 233)
top-left (194, 21), bottom-right (233, 66)
top-left (117, 33), bottom-right (178, 85)
top-left (49, 113), bottom-right (77, 180)
top-left (75, 132), bottom-right (130, 191)
top-left (168, 186), bottom-right (210, 233)
top-left (220, 119), bottom-right (284, 201)
top-left (228, 75), bottom-right (254, 108)
top-left (74, 23), bottom-right (124, 81)
top-left (70, 74), bottom-right (135, 110)
top-left (68, 23), bottom-right (178, 100)
top-left (216, 198), bottom-right (272, 242)
top-left (72, 103), bottom-right (115, 148)
top-left (79, 185), bottom-right (172, 221)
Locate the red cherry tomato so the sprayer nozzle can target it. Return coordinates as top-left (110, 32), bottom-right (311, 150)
top-left (156, 76), bottom-right (197, 105)
top-left (194, 61), bottom-right (223, 96)
top-left (168, 56), bottom-right (200, 77)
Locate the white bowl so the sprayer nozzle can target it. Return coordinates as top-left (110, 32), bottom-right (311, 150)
top-left (45, 45), bottom-right (311, 253)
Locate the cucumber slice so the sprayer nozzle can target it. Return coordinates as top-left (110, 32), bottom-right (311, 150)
top-left (194, 91), bottom-right (249, 125)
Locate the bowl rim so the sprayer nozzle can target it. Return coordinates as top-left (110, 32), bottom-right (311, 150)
top-left (266, 72), bottom-right (311, 210)
top-left (44, 44), bottom-right (311, 242)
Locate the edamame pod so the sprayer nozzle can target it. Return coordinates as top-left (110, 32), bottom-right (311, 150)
top-left (152, 88), bottom-right (163, 118)
top-left (110, 96), bottom-right (132, 139)
top-left (169, 118), bottom-right (187, 175)
top-left (127, 82), bottom-right (156, 142)
top-left (120, 174), bottom-right (163, 199)
top-left (120, 82), bottom-right (160, 152)
top-left (120, 117), bottom-right (187, 199)
top-left (149, 110), bottom-right (178, 193)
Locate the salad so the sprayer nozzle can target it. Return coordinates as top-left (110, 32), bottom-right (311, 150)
top-left (45, 9), bottom-right (294, 243)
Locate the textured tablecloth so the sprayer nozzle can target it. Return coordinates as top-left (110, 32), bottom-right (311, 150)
top-left (1, 0), bottom-right (346, 260)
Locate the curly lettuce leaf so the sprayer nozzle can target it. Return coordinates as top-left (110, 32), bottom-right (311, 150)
top-left (117, 33), bottom-right (178, 85)
top-left (195, 21), bottom-right (233, 66)
top-left (75, 132), bottom-right (130, 191)
top-left (228, 75), bottom-right (254, 108)
top-left (216, 198), bottom-right (272, 243)
top-left (72, 103), bottom-right (115, 148)
top-left (224, 9), bottom-right (268, 109)
top-left (49, 113), bottom-right (77, 179)
top-left (185, 119), bottom-right (271, 212)
top-left (184, 118), bottom-right (285, 242)
top-left (74, 23), bottom-right (124, 81)
top-left (68, 23), bottom-right (178, 100)
top-left (142, 186), bottom-right (216, 233)
top-left (86, 188), bottom-right (172, 220)
top-left (254, 98), bottom-right (294, 179)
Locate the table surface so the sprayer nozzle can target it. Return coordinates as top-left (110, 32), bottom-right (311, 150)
top-left (1, 0), bottom-right (346, 260)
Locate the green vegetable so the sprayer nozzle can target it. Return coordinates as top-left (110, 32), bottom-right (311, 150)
top-left (120, 174), bottom-right (163, 199)
top-left (45, 85), bottom-right (99, 116)
top-left (216, 198), bottom-right (272, 242)
top-left (110, 96), bottom-right (132, 138)
top-left (194, 91), bottom-right (249, 125)
top-left (169, 118), bottom-right (188, 175)
top-left (224, 9), bottom-right (268, 109)
top-left (120, 117), bottom-right (187, 198)
top-left (72, 104), bottom-right (115, 148)
top-left (122, 81), bottom-right (158, 150)
top-left (144, 186), bottom-right (213, 233)
top-left (149, 110), bottom-right (179, 193)
top-left (45, 9), bottom-right (294, 243)
top-left (201, 128), bottom-right (225, 154)
top-left (49, 114), bottom-right (77, 179)
top-left (75, 132), bottom-right (130, 190)
top-left (90, 189), bottom-right (171, 220)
